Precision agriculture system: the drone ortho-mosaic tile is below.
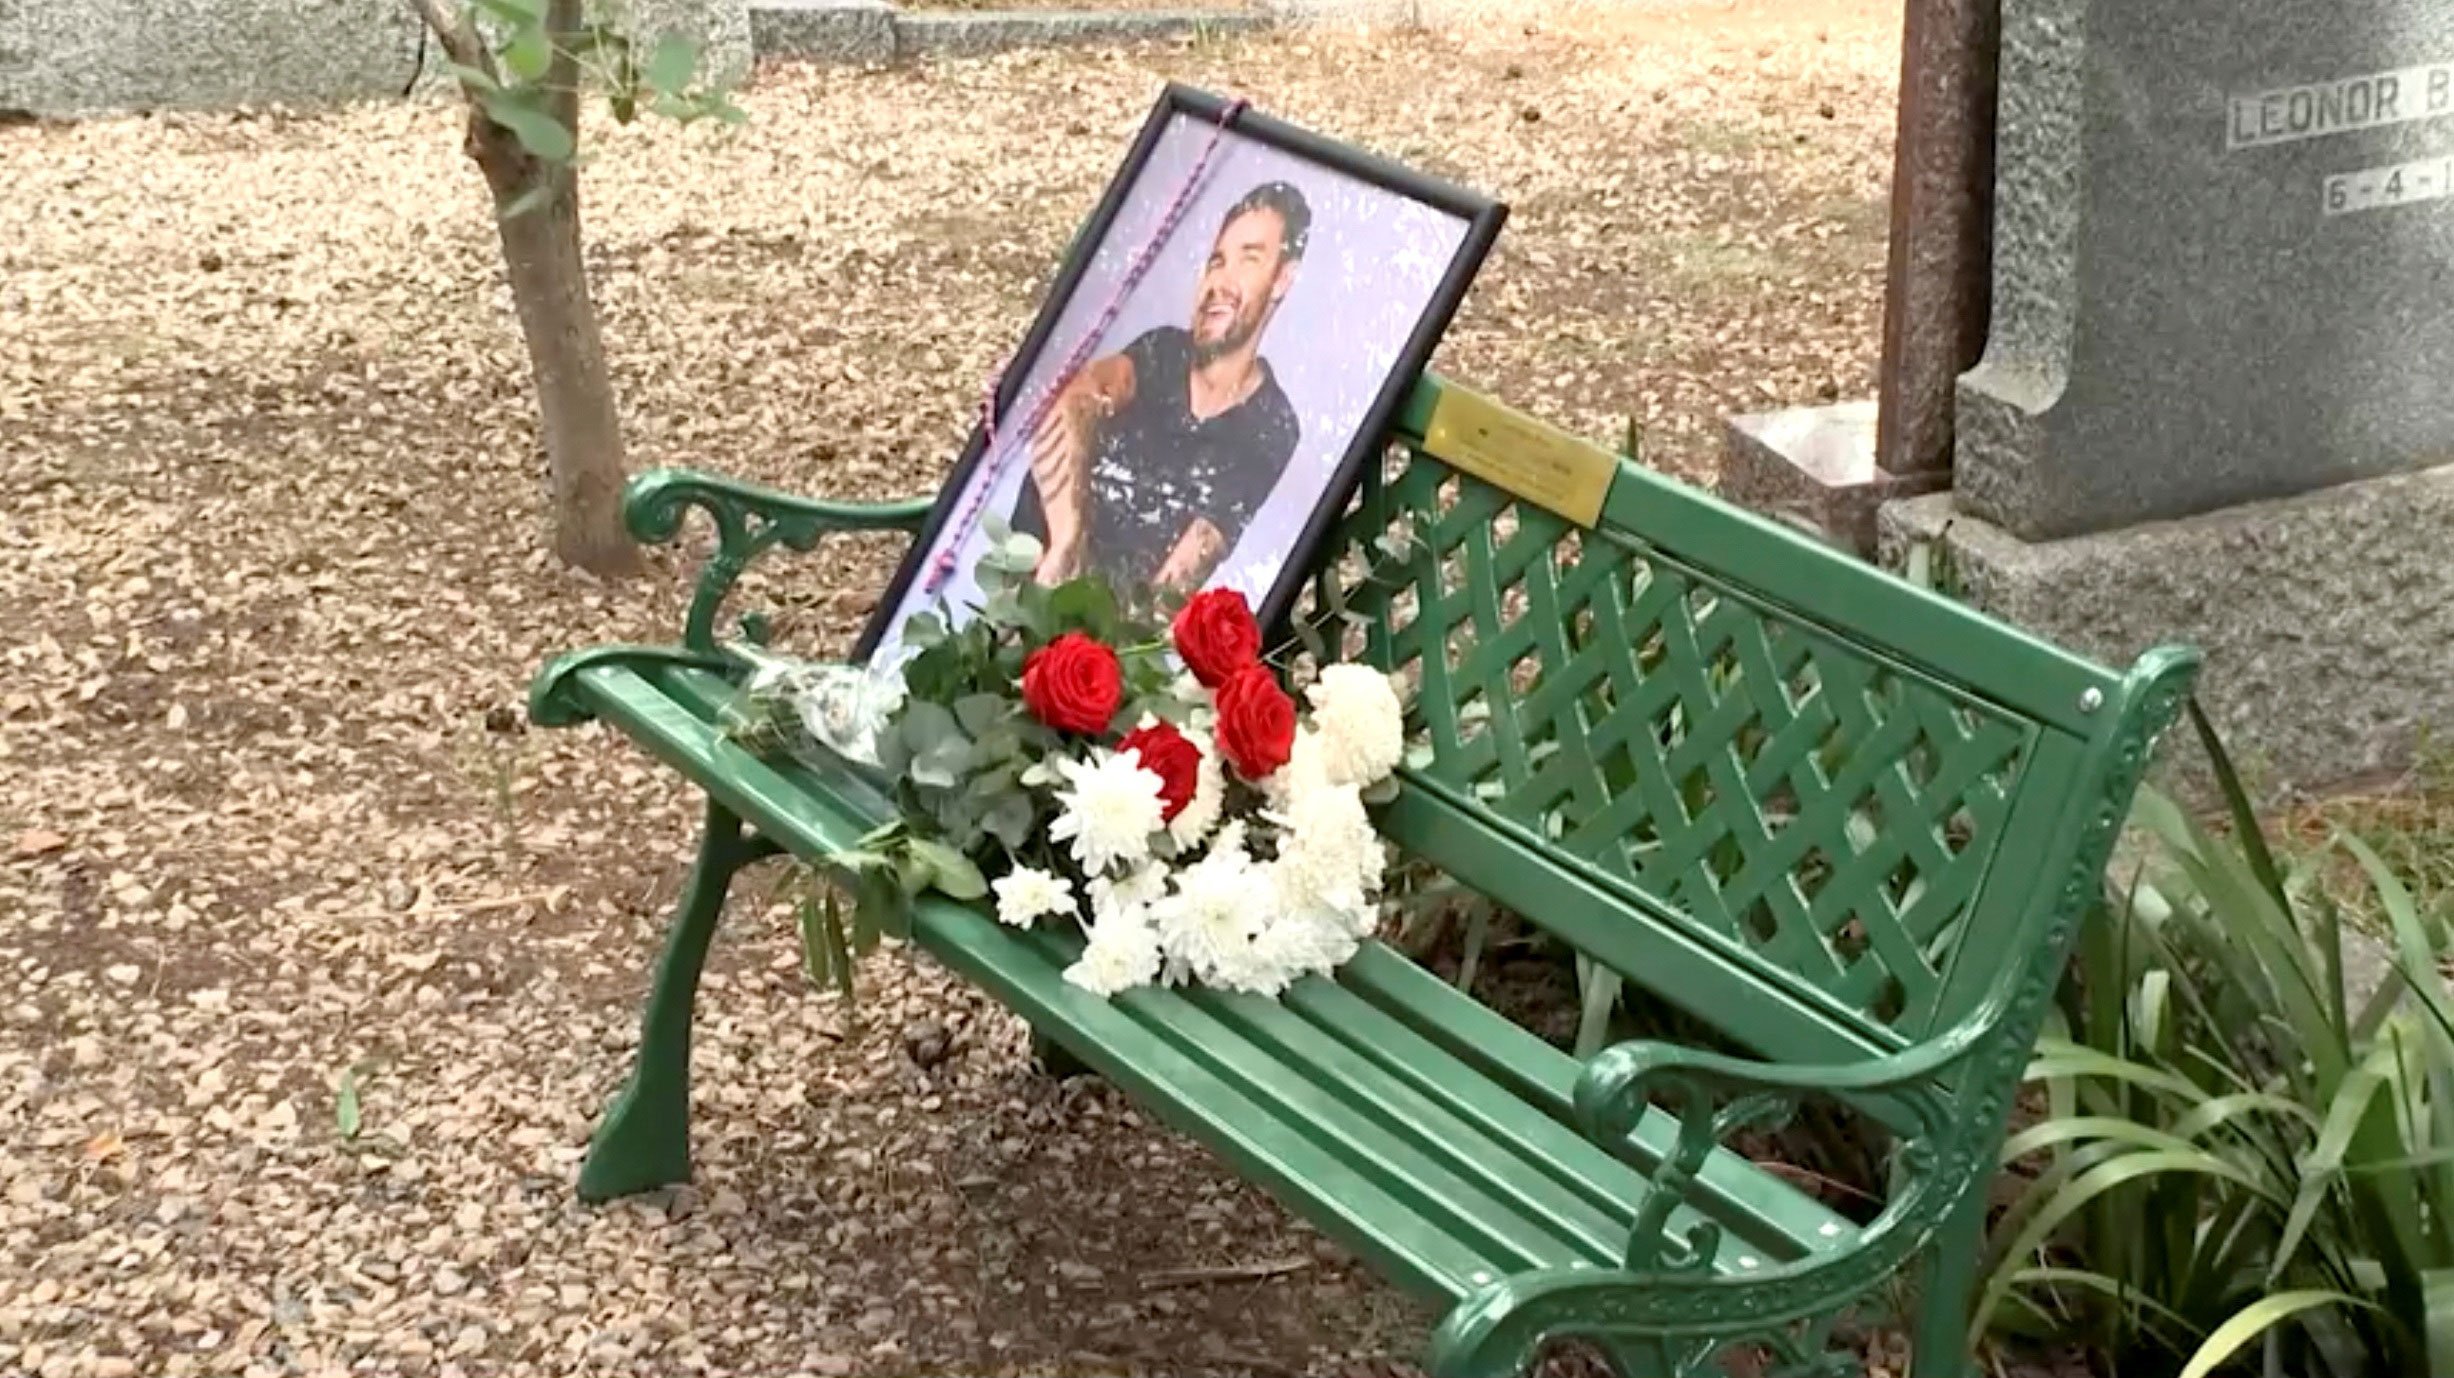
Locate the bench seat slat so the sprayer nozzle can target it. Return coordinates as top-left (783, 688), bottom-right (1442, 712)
top-left (1008, 931), bottom-right (1606, 1273)
top-left (574, 659), bottom-right (1866, 1297)
top-left (1369, 780), bottom-right (1931, 1139)
top-left (1302, 953), bottom-right (1857, 1263)
top-left (1164, 979), bottom-right (1639, 1262)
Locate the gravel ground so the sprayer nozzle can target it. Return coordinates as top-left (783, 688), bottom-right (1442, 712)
top-left (0, 2), bottom-right (1902, 1374)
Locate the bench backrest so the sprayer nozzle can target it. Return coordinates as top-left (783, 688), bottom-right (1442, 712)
top-left (1295, 377), bottom-right (2195, 1080)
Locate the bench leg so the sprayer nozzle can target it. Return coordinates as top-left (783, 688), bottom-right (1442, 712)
top-left (1029, 1028), bottom-right (1099, 1081)
top-left (577, 798), bottom-right (761, 1203)
top-left (1905, 1189), bottom-right (1987, 1378)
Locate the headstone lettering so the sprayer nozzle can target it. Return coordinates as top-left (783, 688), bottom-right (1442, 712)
top-left (2229, 61), bottom-right (2454, 149)
top-left (2324, 154), bottom-right (2454, 215)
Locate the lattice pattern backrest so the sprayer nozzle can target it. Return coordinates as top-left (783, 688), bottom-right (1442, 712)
top-left (1299, 442), bottom-right (2040, 1043)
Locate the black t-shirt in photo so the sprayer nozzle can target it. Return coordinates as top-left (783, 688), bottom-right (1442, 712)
top-left (1013, 324), bottom-right (1302, 587)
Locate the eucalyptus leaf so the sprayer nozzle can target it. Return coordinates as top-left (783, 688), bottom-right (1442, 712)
top-left (441, 60), bottom-right (501, 93)
top-left (1001, 529), bottom-right (1046, 568)
top-left (983, 794), bottom-right (1035, 851)
top-left (642, 34), bottom-right (699, 93)
top-left (913, 732), bottom-right (974, 790)
top-left (954, 692), bottom-right (1011, 738)
top-left (480, 94), bottom-right (575, 162)
top-left (899, 698), bottom-right (961, 751)
top-left (501, 23), bottom-right (552, 81)
top-left (982, 587), bottom-right (1026, 628)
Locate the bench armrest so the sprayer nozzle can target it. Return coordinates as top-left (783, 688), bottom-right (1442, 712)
top-left (1571, 1010), bottom-right (1999, 1277)
top-left (625, 467), bottom-right (934, 655)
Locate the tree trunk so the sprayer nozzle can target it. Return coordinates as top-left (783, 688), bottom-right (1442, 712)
top-left (463, 8), bottom-right (642, 580)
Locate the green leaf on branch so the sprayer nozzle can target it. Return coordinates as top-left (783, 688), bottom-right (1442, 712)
top-left (909, 838), bottom-right (988, 900)
top-left (501, 24), bottom-right (553, 82)
top-left (820, 891), bottom-right (854, 1002)
top-left (643, 35), bottom-right (701, 94)
top-left (441, 61), bottom-right (501, 94)
top-left (855, 865), bottom-right (911, 942)
top-left (796, 890), bottom-right (833, 988)
top-left (482, 94), bottom-right (575, 161)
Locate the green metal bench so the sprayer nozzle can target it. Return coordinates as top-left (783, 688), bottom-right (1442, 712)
top-left (529, 374), bottom-right (2196, 1378)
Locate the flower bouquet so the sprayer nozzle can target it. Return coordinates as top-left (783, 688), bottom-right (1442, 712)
top-left (730, 520), bottom-right (1408, 1000)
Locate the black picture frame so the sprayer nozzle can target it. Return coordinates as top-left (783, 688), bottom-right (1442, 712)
top-left (851, 80), bottom-right (1508, 665)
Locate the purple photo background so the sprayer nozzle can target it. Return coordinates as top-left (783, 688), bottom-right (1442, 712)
top-left (870, 110), bottom-right (1474, 668)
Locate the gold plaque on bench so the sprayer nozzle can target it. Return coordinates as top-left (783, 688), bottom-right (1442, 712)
top-left (1421, 389), bottom-right (1618, 528)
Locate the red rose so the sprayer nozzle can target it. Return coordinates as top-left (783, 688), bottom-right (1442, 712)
top-left (1172, 589), bottom-right (1262, 689)
top-left (1117, 721), bottom-right (1202, 822)
top-left (1020, 632), bottom-right (1123, 736)
top-left (1213, 665), bottom-right (1296, 780)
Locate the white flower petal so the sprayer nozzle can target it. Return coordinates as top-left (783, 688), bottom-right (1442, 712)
top-left (1167, 733), bottom-right (1227, 847)
top-left (991, 865), bottom-right (1074, 929)
top-left (1304, 664), bottom-right (1407, 788)
top-left (1046, 749), bottom-right (1167, 875)
top-left (1063, 905), bottom-right (1164, 996)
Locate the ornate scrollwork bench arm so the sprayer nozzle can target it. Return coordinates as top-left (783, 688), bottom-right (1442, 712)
top-left (624, 467), bottom-right (935, 655)
top-left (1426, 1012), bottom-right (2014, 1378)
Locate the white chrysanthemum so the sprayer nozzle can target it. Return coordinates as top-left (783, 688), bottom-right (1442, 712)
top-left (1168, 732), bottom-right (1227, 848)
top-left (1267, 779), bottom-right (1386, 930)
top-left (1305, 664), bottom-right (1407, 787)
top-left (1046, 749), bottom-right (1166, 875)
top-left (1207, 818), bottom-right (1250, 863)
top-left (1063, 905), bottom-right (1164, 997)
top-left (991, 865), bottom-right (1075, 929)
top-left (1153, 832), bottom-right (1264, 985)
top-left (1088, 863), bottom-right (1168, 922)
top-left (1261, 727), bottom-right (1330, 811)
top-left (1248, 898), bottom-right (1365, 990)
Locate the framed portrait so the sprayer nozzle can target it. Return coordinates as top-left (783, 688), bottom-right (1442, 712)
top-left (854, 82), bottom-right (1507, 670)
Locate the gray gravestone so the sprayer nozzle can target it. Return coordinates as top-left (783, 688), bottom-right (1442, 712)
top-left (1, 0), bottom-right (423, 117)
top-left (1958, 0), bottom-right (2454, 542)
top-left (2, 0), bottom-right (750, 120)
top-left (1880, 0), bottom-right (2454, 798)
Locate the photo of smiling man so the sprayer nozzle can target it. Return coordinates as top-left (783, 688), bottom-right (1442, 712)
top-left (1012, 181), bottom-right (1309, 593)
top-left (857, 87), bottom-right (1503, 675)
